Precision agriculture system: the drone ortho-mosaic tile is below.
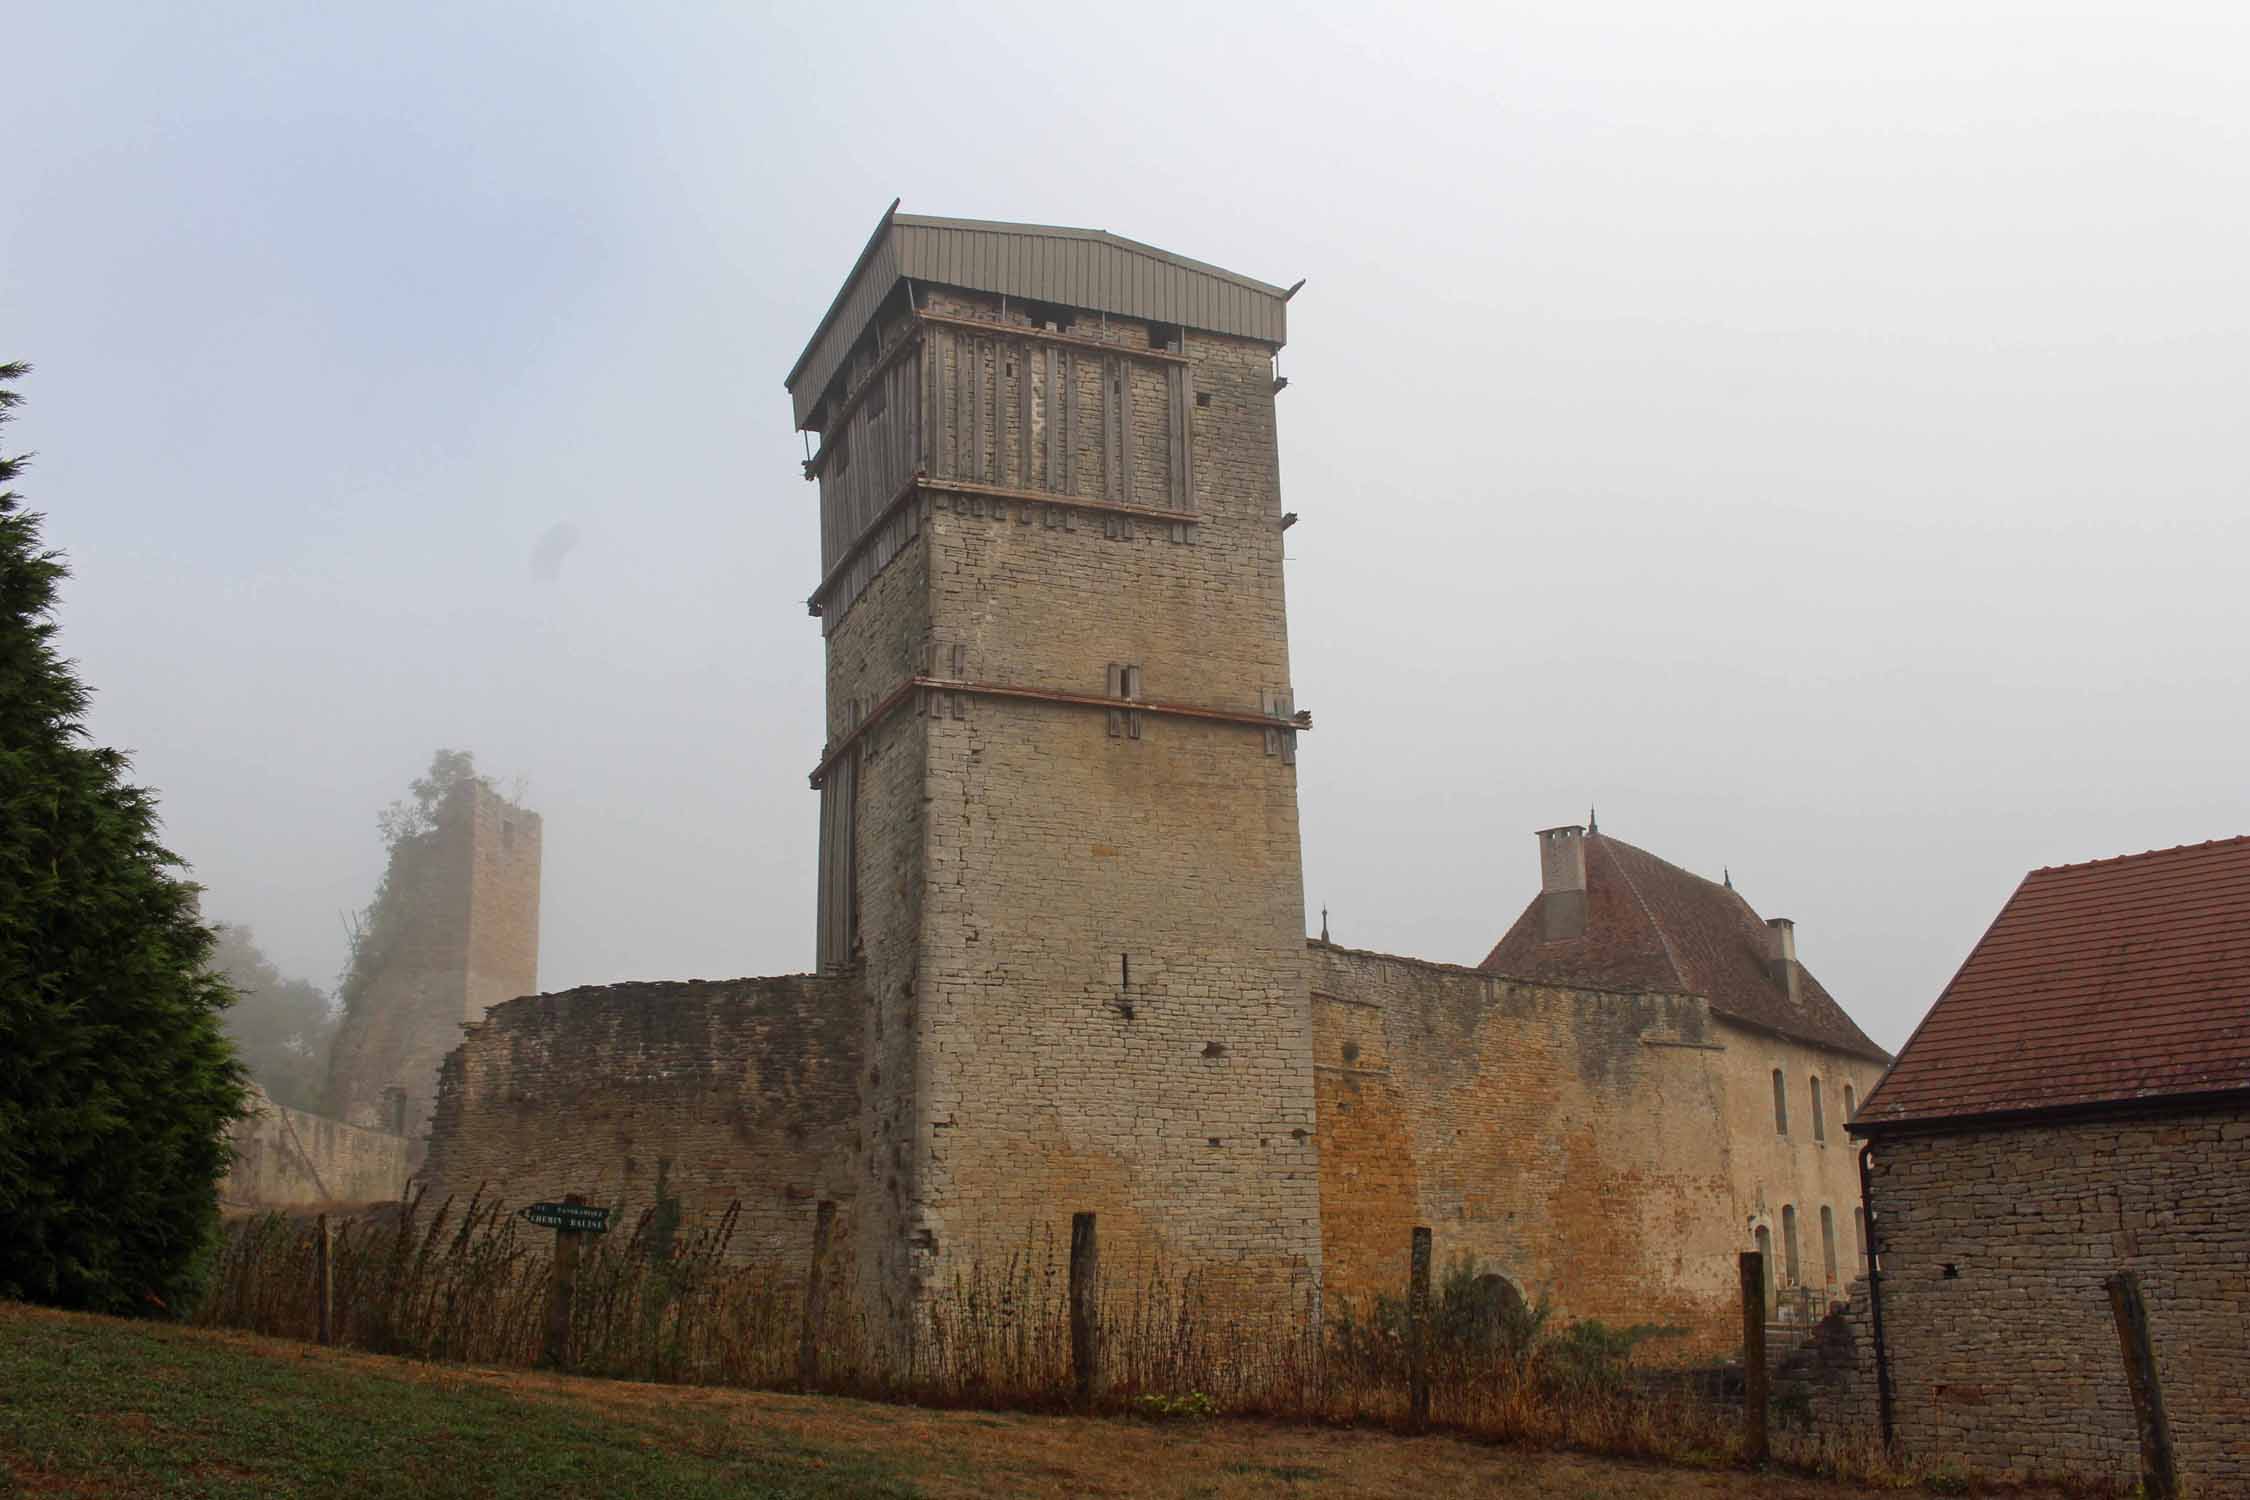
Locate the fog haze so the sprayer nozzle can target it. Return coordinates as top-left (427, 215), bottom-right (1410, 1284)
top-left (7, 1), bottom-right (2246, 1051)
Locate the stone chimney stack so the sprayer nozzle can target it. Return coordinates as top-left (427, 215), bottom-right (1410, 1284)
top-left (1538, 825), bottom-right (1589, 942)
top-left (1766, 917), bottom-right (1801, 1005)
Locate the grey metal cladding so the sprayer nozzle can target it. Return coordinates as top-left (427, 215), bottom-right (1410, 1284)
top-left (787, 206), bottom-right (1289, 430)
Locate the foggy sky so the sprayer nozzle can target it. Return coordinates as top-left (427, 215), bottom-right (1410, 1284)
top-left (7, 2), bottom-right (2246, 1053)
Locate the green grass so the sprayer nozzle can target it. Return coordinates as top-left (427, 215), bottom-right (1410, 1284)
top-left (0, 1306), bottom-right (919, 1499)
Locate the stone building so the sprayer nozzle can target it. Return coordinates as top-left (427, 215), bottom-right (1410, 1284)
top-left (1315, 824), bottom-right (1888, 1344)
top-left (417, 208), bottom-right (1891, 1350)
top-left (1849, 836), bottom-right (2250, 1489)
top-left (326, 777), bottom-right (541, 1146)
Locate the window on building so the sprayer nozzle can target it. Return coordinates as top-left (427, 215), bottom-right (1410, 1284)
top-left (1843, 1083), bottom-right (1857, 1121)
top-left (1820, 1206), bottom-right (1839, 1285)
top-left (1810, 1076), bottom-right (1826, 1143)
top-left (1754, 1225), bottom-right (1774, 1310)
top-left (1782, 1205), bottom-right (1800, 1284)
top-left (1771, 1068), bottom-right (1788, 1135)
top-left (1856, 1206), bottom-right (1869, 1264)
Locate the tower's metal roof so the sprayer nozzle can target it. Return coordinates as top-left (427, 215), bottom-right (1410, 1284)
top-left (785, 202), bottom-right (1292, 430)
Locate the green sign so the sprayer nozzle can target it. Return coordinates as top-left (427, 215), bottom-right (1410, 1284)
top-left (521, 1202), bottom-right (610, 1234)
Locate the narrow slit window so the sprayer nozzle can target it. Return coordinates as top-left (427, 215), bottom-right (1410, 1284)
top-left (1820, 1206), bottom-right (1838, 1285)
top-left (1782, 1205), bottom-right (1800, 1285)
top-left (1843, 1083), bottom-right (1857, 1122)
top-left (1856, 1207), bottom-right (1869, 1264)
top-left (1772, 1068), bottom-right (1789, 1135)
top-left (1810, 1076), bottom-right (1826, 1143)
top-left (1754, 1225), bottom-right (1774, 1309)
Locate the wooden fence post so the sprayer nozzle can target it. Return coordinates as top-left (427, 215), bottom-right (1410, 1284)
top-left (2105, 1271), bottom-right (2178, 1499)
top-left (1740, 1250), bottom-right (1768, 1465)
top-left (542, 1192), bottom-right (585, 1370)
top-left (1407, 1225), bottom-right (1432, 1434)
top-left (1069, 1211), bottom-right (1099, 1403)
top-left (315, 1213), bottom-right (333, 1347)
top-left (799, 1200), bottom-right (836, 1391)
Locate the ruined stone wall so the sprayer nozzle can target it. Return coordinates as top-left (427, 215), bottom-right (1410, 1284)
top-left (221, 1084), bottom-right (409, 1208)
top-left (325, 781), bottom-right (540, 1142)
top-left (1312, 943), bottom-right (1882, 1354)
top-left (418, 974), bottom-right (863, 1271)
top-left (1866, 1105), bottom-right (2249, 1489)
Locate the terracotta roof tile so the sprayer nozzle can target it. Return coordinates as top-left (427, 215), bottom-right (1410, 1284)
top-left (1853, 836), bottom-right (2250, 1129)
top-left (1480, 833), bottom-right (1890, 1063)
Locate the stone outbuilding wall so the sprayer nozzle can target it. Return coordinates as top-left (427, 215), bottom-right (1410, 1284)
top-left (1865, 1102), bottom-right (2249, 1489)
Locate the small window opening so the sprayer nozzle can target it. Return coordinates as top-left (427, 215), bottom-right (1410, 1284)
top-left (1843, 1083), bottom-right (1857, 1121)
top-left (1023, 300), bottom-right (1072, 332)
top-left (1782, 1205), bottom-right (1801, 1284)
top-left (1771, 1068), bottom-right (1789, 1135)
top-left (1856, 1206), bottom-right (1869, 1263)
top-left (1754, 1225), bottom-right (1774, 1310)
top-left (1820, 1205), bottom-right (1838, 1285)
top-left (1194, 391), bottom-right (1212, 408)
top-left (501, 819), bottom-right (516, 851)
top-left (1146, 321), bottom-right (1179, 351)
top-left (1810, 1076), bottom-right (1826, 1143)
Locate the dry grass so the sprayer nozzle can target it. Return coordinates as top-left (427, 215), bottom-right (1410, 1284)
top-left (186, 1194), bottom-right (2023, 1494)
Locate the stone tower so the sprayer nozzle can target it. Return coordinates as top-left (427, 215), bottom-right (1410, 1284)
top-left (786, 208), bottom-right (1321, 1315)
top-left (325, 779), bottom-right (541, 1146)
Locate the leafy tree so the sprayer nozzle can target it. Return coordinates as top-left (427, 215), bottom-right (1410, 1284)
top-left (208, 924), bottom-right (335, 1112)
top-left (0, 361), bottom-right (249, 1313)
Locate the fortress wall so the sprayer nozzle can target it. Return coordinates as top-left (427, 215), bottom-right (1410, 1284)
top-left (1311, 942), bottom-right (1749, 1352)
top-left (418, 974), bottom-right (863, 1271)
top-left (222, 1085), bottom-right (409, 1209)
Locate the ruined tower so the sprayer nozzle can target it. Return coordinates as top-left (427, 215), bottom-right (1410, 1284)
top-left (325, 779), bottom-right (541, 1145)
top-left (787, 208), bottom-right (1320, 1312)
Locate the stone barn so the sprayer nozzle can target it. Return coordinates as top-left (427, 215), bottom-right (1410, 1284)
top-left (1851, 835), bottom-right (2250, 1489)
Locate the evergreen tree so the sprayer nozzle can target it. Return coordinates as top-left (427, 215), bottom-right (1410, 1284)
top-left (0, 362), bottom-right (249, 1313)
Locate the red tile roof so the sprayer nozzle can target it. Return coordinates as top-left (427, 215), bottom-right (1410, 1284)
top-left (1854, 836), bottom-right (2250, 1130)
top-left (1480, 833), bottom-right (1890, 1063)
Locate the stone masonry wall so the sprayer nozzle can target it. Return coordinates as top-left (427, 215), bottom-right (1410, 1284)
top-left (418, 974), bottom-right (864, 1273)
top-left (821, 513), bottom-right (931, 1325)
top-left (801, 286), bottom-right (1324, 1309)
top-left (222, 1084), bottom-right (408, 1208)
top-left (1867, 1105), bottom-right (2250, 1489)
top-left (1313, 943), bottom-right (1883, 1355)
top-left (901, 296), bottom-right (1322, 1305)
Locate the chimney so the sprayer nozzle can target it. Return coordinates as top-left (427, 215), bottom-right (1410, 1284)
top-left (1765, 918), bottom-right (1801, 1005)
top-left (1537, 825), bottom-right (1589, 942)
